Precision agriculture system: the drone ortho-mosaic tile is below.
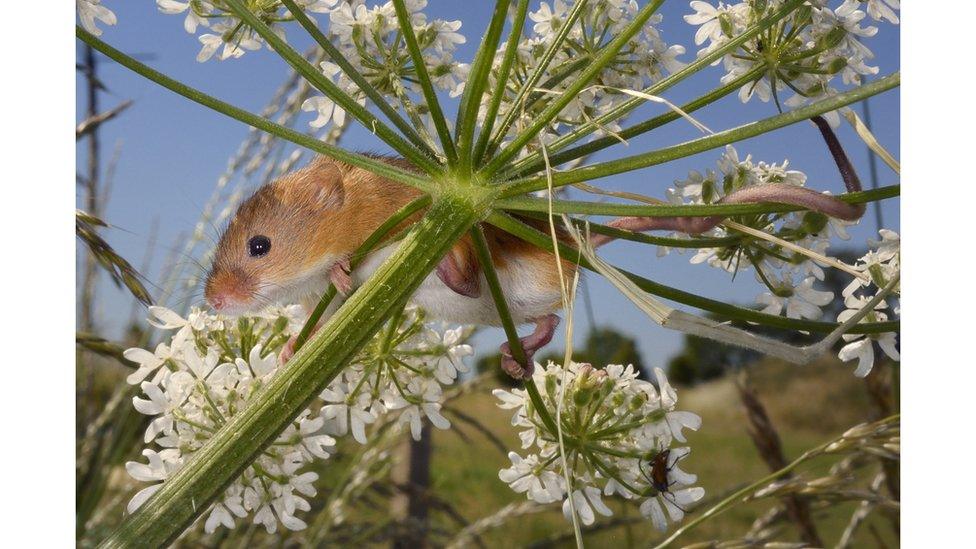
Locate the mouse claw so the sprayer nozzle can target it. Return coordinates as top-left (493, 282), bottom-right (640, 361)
top-left (330, 258), bottom-right (353, 296)
top-left (278, 321), bottom-right (324, 365)
top-left (279, 334), bottom-right (299, 364)
top-left (501, 353), bottom-right (535, 380)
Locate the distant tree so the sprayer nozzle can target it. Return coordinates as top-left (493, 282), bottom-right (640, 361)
top-left (666, 331), bottom-right (756, 386)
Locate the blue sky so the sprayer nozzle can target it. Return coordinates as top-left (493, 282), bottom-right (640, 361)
top-left (76, 1), bottom-right (900, 367)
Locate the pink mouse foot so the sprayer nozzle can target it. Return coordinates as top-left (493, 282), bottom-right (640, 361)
top-left (329, 257), bottom-right (353, 296)
top-left (499, 314), bottom-right (560, 380)
top-left (278, 321), bottom-right (323, 364)
top-left (279, 334), bottom-right (299, 364)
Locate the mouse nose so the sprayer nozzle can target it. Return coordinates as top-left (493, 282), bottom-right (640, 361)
top-left (209, 294), bottom-right (226, 311)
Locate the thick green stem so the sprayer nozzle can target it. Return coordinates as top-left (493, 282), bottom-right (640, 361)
top-left (483, 0), bottom-right (665, 175)
top-left (487, 212), bottom-right (898, 335)
top-left (498, 185), bottom-right (899, 217)
top-left (224, 0), bottom-right (441, 174)
top-left (392, 0), bottom-right (459, 164)
top-left (99, 197), bottom-right (482, 548)
top-left (279, 0), bottom-right (435, 157)
top-left (501, 73), bottom-right (900, 195)
top-left (75, 28), bottom-right (434, 193)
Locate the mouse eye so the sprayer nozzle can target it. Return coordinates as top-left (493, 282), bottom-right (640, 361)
top-left (247, 235), bottom-right (271, 258)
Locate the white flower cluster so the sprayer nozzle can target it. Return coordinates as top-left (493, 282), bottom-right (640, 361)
top-left (77, 0), bottom-right (117, 36)
top-left (123, 305), bottom-right (331, 534)
top-left (156, 0), bottom-right (335, 62)
top-left (320, 307), bottom-right (473, 442)
top-left (495, 362), bottom-right (704, 531)
top-left (669, 145), bottom-right (846, 321)
top-left (685, 0), bottom-right (899, 119)
top-left (301, 0), bottom-right (470, 139)
top-left (123, 304), bottom-right (472, 534)
top-left (837, 229), bottom-right (899, 377)
top-left (487, 1), bottom-right (686, 153)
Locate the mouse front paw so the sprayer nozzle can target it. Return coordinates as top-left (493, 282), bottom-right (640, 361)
top-left (329, 258), bottom-right (353, 296)
top-left (279, 334), bottom-right (299, 364)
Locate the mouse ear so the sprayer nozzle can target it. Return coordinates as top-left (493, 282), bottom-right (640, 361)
top-left (293, 159), bottom-right (345, 210)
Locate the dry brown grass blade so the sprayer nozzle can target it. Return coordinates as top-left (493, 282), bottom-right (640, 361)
top-left (75, 332), bottom-right (137, 369)
top-left (836, 472), bottom-right (886, 549)
top-left (76, 100), bottom-right (133, 140)
top-left (736, 373), bottom-right (823, 547)
top-left (841, 109), bottom-right (900, 174)
top-left (76, 209), bottom-right (153, 306)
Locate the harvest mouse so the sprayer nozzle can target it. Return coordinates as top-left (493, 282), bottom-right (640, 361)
top-left (205, 119), bottom-right (863, 379)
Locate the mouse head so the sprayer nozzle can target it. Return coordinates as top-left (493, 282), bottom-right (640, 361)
top-left (205, 162), bottom-right (345, 315)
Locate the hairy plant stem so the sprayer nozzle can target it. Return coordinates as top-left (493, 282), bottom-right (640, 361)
top-left (98, 196), bottom-right (484, 548)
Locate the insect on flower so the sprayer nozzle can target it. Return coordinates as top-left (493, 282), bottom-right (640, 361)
top-left (641, 448), bottom-right (692, 514)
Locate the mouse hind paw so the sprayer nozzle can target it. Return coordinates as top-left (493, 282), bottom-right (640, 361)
top-left (499, 314), bottom-right (560, 380)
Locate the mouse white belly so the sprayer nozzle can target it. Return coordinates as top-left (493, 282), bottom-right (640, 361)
top-left (352, 244), bottom-right (563, 326)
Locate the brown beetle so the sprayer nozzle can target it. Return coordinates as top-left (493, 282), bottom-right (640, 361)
top-left (640, 448), bottom-right (690, 513)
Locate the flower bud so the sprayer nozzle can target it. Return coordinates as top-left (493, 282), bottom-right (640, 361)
top-left (825, 57), bottom-right (848, 74)
top-left (572, 364), bottom-right (606, 407)
top-left (818, 27), bottom-right (848, 51)
top-left (628, 391), bottom-right (648, 412)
